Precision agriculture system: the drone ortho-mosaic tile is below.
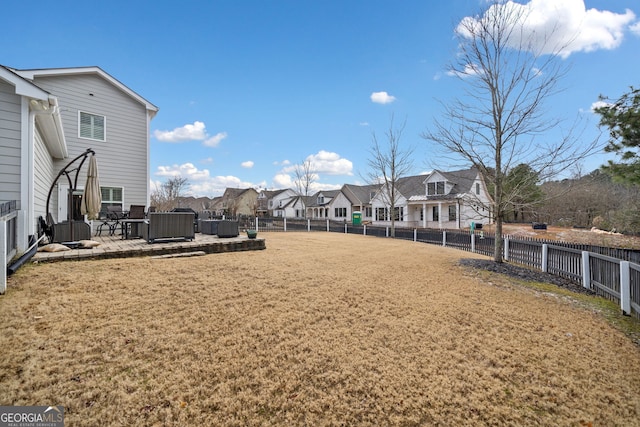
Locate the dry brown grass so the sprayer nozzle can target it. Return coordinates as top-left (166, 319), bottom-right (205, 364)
top-left (1, 232), bottom-right (639, 426)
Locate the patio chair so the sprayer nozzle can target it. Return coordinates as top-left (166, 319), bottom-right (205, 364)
top-left (128, 205), bottom-right (146, 219)
top-left (100, 205), bottom-right (126, 236)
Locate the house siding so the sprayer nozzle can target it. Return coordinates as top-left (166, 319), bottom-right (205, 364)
top-left (0, 80), bottom-right (22, 206)
top-left (33, 126), bottom-right (55, 224)
top-left (32, 74), bottom-right (149, 211)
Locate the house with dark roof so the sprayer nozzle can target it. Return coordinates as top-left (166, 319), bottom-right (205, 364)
top-left (305, 189), bottom-right (353, 221)
top-left (257, 188), bottom-right (298, 217)
top-left (220, 187), bottom-right (258, 217)
top-left (341, 183), bottom-right (382, 223)
top-left (371, 167), bottom-right (493, 229)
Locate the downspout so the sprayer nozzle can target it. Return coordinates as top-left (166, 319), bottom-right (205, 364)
top-left (6, 234), bottom-right (45, 276)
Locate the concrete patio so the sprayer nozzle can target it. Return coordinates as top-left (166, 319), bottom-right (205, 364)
top-left (32, 232), bottom-right (266, 263)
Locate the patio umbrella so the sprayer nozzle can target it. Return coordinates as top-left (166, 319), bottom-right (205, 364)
top-left (81, 154), bottom-right (102, 220)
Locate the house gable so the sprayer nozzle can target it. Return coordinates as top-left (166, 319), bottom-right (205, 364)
top-left (13, 67), bottom-right (158, 117)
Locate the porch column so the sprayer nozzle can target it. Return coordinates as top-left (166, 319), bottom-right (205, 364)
top-left (422, 203), bottom-right (427, 228)
top-left (438, 202), bottom-right (442, 229)
top-left (456, 201), bottom-right (461, 229)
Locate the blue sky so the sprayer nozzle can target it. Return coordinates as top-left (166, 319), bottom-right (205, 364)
top-left (2, 0), bottom-right (639, 197)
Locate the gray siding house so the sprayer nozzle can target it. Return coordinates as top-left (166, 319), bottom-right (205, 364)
top-left (1, 65), bottom-right (157, 267)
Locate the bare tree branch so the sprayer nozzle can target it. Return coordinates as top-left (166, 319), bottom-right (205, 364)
top-left (423, 3), bottom-right (599, 262)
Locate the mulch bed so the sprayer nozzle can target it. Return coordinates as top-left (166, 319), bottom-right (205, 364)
top-left (459, 258), bottom-right (596, 295)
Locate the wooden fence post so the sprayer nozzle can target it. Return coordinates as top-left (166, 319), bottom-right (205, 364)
top-left (363, 225), bottom-right (366, 236)
top-left (344, 223), bottom-right (347, 234)
top-left (471, 233), bottom-right (475, 253)
top-left (542, 244), bottom-right (548, 273)
top-left (284, 217), bottom-right (287, 232)
top-left (307, 219), bottom-right (310, 232)
top-left (620, 261), bottom-right (631, 315)
top-left (442, 230), bottom-right (446, 247)
top-left (582, 251), bottom-right (590, 290)
top-left (414, 229), bottom-right (417, 242)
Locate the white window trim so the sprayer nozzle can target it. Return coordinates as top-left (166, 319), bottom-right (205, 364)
top-left (78, 110), bottom-right (106, 142)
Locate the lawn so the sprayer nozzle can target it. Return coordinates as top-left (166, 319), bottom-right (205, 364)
top-left (1, 232), bottom-right (639, 426)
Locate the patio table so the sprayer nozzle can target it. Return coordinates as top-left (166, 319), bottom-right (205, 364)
top-left (121, 219), bottom-right (147, 239)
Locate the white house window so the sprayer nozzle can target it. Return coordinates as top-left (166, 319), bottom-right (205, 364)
top-left (79, 111), bottom-right (106, 141)
top-left (318, 196), bottom-right (324, 204)
top-left (432, 206), bottom-right (439, 221)
top-left (101, 186), bottom-right (123, 211)
top-left (476, 183), bottom-right (480, 195)
top-left (393, 207), bottom-right (403, 221)
top-left (376, 207), bottom-right (388, 221)
top-left (427, 181), bottom-right (446, 195)
top-left (365, 206), bottom-right (372, 218)
top-left (335, 207), bottom-right (347, 218)
top-left (448, 205), bottom-right (457, 222)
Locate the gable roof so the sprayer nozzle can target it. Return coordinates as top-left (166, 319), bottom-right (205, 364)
top-left (342, 183), bottom-right (382, 205)
top-left (0, 65), bottom-right (49, 100)
top-left (408, 167), bottom-right (480, 202)
top-left (396, 175), bottom-right (429, 198)
top-left (11, 66), bottom-right (159, 117)
top-left (0, 65), bottom-right (67, 158)
top-left (437, 167), bottom-right (479, 194)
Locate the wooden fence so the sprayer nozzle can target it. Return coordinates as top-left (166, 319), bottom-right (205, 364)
top-left (246, 217), bottom-right (640, 319)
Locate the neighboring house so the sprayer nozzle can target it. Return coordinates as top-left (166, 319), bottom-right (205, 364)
top-left (220, 187), bottom-right (258, 217)
top-left (371, 167), bottom-right (493, 229)
top-left (273, 195), bottom-right (305, 218)
top-left (0, 65), bottom-right (157, 256)
top-left (305, 190), bottom-right (352, 221)
top-left (174, 196), bottom-right (218, 212)
top-left (341, 183), bottom-right (382, 223)
top-left (258, 188), bottom-right (298, 217)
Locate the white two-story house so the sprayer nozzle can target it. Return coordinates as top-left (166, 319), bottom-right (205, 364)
top-left (305, 190), bottom-right (353, 221)
top-left (371, 167), bottom-right (493, 229)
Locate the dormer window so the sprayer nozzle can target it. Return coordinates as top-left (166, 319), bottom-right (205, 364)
top-left (427, 181), bottom-right (445, 195)
top-left (318, 196), bottom-right (324, 204)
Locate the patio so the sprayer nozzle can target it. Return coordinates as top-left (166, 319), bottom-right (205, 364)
top-left (32, 232), bottom-right (265, 263)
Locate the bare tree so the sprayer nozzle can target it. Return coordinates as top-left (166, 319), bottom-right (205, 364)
top-left (293, 159), bottom-right (316, 197)
top-left (422, 3), bottom-right (598, 262)
top-left (293, 159), bottom-right (316, 217)
top-left (150, 176), bottom-right (189, 211)
top-left (366, 116), bottom-right (414, 237)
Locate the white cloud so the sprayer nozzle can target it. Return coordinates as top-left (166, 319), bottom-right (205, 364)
top-left (153, 121), bottom-right (227, 147)
top-left (282, 151), bottom-right (353, 176)
top-left (203, 132), bottom-right (228, 147)
top-left (370, 91), bottom-right (396, 104)
top-left (631, 21), bottom-right (640, 35)
top-left (273, 160), bottom-right (291, 167)
top-left (359, 122), bottom-right (370, 126)
top-left (446, 63), bottom-right (483, 78)
top-left (272, 173), bottom-right (294, 188)
top-left (458, 0), bottom-right (637, 59)
top-left (154, 162), bottom-right (260, 197)
top-left (590, 100), bottom-right (611, 112)
top-left (155, 163), bottom-right (211, 181)
top-left (307, 150), bottom-right (354, 175)
top-left (154, 121), bottom-right (207, 142)
top-left (241, 160), bottom-right (254, 168)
